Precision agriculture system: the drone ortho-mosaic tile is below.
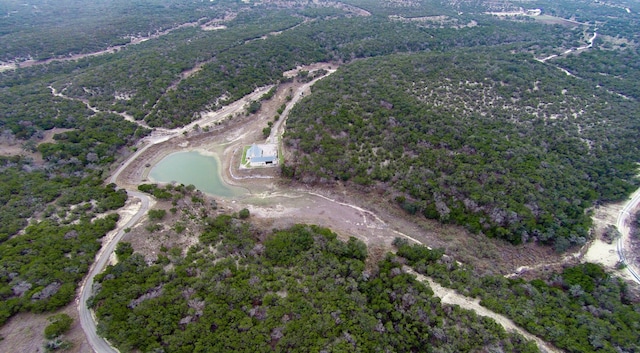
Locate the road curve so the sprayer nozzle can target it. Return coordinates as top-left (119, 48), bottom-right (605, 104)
top-left (78, 191), bottom-right (150, 353)
top-left (616, 187), bottom-right (640, 284)
top-left (268, 66), bottom-right (336, 144)
top-left (79, 84), bottom-right (282, 352)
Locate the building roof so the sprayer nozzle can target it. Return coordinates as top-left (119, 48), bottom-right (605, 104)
top-left (247, 144), bottom-right (262, 159)
top-left (247, 144), bottom-right (277, 160)
top-left (251, 156), bottom-right (277, 163)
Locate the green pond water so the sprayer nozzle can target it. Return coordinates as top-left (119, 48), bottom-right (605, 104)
top-left (149, 151), bottom-right (245, 197)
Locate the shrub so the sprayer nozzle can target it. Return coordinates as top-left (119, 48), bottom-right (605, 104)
top-left (44, 313), bottom-right (73, 339)
top-left (238, 208), bottom-right (250, 219)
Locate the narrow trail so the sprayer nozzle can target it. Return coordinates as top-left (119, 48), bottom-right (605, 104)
top-left (404, 267), bottom-right (563, 353)
top-left (535, 30), bottom-right (597, 76)
top-left (268, 65), bottom-right (336, 144)
top-left (49, 86), bottom-right (154, 129)
top-left (1, 21), bottom-right (202, 72)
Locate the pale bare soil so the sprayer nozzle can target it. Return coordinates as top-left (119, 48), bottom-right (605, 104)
top-left (584, 202), bottom-right (624, 268)
top-left (630, 229), bottom-right (640, 271)
top-left (0, 62), bottom-right (15, 72)
top-left (0, 128), bottom-right (74, 164)
top-left (122, 200), bottom-right (202, 263)
top-left (0, 305), bottom-right (92, 353)
top-left (0, 143), bottom-right (28, 158)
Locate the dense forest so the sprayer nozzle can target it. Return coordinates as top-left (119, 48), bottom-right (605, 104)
top-left (283, 49), bottom-right (640, 249)
top-left (0, 0), bottom-right (639, 350)
top-left (0, 113), bottom-right (145, 325)
top-left (88, 185), bottom-right (640, 353)
top-left (90, 206), bottom-right (539, 353)
top-left (394, 239), bottom-right (640, 353)
top-left (2, 4), bottom-right (589, 128)
top-left (0, 0), bottom-right (252, 61)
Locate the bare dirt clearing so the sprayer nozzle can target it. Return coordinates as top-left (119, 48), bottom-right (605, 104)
top-left (0, 127), bottom-right (74, 164)
top-left (585, 202), bottom-right (624, 269)
top-left (0, 305), bottom-right (91, 353)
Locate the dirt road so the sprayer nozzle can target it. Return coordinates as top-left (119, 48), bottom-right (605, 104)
top-left (268, 66), bottom-right (337, 144)
top-left (78, 191), bottom-right (150, 353)
top-left (616, 188), bottom-right (640, 283)
top-left (1, 21), bottom-right (203, 72)
top-left (404, 267), bottom-right (563, 353)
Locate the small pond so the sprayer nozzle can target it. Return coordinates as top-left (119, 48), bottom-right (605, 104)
top-left (149, 151), bottom-right (245, 197)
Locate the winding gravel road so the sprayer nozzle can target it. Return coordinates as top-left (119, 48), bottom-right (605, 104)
top-left (77, 84), bottom-right (281, 352)
top-left (78, 191), bottom-right (149, 353)
top-left (616, 188), bottom-right (640, 283)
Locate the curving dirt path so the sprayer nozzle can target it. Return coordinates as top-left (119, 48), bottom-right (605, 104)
top-left (267, 66), bottom-right (337, 144)
top-left (49, 86), bottom-right (151, 128)
top-left (1, 21), bottom-right (203, 72)
top-left (404, 267), bottom-right (563, 353)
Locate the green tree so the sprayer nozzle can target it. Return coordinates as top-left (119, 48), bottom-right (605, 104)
top-left (44, 313), bottom-right (73, 339)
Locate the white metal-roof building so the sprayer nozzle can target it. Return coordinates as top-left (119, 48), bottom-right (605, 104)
top-left (246, 144), bottom-right (278, 166)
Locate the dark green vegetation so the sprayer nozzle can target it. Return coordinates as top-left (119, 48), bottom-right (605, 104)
top-left (135, 182), bottom-right (214, 240)
top-left (0, 0), bottom-right (249, 61)
top-left (525, 0), bottom-right (640, 40)
top-left (0, 2), bottom-right (152, 325)
top-left (558, 48), bottom-right (640, 100)
top-left (44, 313), bottom-right (73, 339)
top-left (0, 214), bottom-right (119, 325)
top-left (2, 3), bottom-right (589, 129)
top-left (284, 49), bottom-right (640, 250)
top-left (0, 90), bottom-right (143, 323)
top-left (90, 215), bottom-right (538, 353)
top-left (0, 114), bottom-right (141, 325)
top-left (394, 239), bottom-right (640, 353)
top-left (1, 0), bottom-right (640, 349)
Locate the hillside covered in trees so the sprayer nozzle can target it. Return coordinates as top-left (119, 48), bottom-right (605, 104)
top-left (90, 207), bottom-right (539, 353)
top-left (395, 240), bottom-right (640, 353)
top-left (88, 184), bottom-right (640, 353)
top-left (284, 46), bottom-right (640, 250)
top-left (1, 0), bottom-right (640, 351)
